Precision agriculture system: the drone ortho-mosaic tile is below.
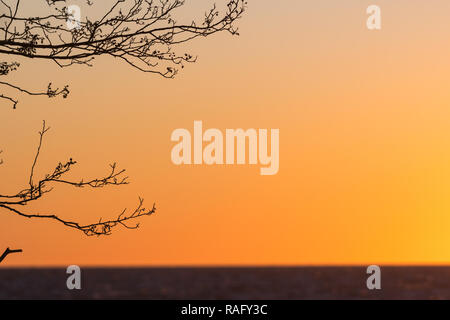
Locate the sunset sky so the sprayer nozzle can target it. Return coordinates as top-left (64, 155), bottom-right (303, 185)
top-left (2, 0), bottom-right (450, 266)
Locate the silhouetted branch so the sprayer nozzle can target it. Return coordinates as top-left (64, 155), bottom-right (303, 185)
top-left (0, 247), bottom-right (22, 264)
top-left (0, 0), bottom-right (246, 108)
top-left (0, 0), bottom-right (245, 245)
top-left (0, 121), bottom-right (156, 236)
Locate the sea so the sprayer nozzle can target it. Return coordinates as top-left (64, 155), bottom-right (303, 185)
top-left (0, 266), bottom-right (448, 299)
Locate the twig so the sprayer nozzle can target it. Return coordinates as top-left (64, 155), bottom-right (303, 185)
top-left (0, 247), bottom-right (23, 264)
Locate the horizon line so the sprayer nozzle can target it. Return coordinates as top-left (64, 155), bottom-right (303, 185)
top-left (3, 263), bottom-right (450, 269)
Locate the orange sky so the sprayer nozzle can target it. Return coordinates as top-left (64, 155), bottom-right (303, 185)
top-left (2, 0), bottom-right (450, 266)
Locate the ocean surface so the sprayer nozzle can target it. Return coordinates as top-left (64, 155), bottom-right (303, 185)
top-left (0, 267), bottom-right (449, 299)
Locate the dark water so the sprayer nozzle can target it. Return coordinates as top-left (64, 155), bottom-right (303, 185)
top-left (0, 267), bottom-right (449, 299)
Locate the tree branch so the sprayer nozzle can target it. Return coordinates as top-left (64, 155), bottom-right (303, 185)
top-left (0, 121), bottom-right (156, 236)
top-left (0, 0), bottom-right (246, 108)
top-left (0, 247), bottom-right (22, 264)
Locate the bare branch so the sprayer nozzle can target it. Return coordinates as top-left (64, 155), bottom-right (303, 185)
top-left (0, 0), bottom-right (244, 256)
top-left (0, 0), bottom-right (246, 108)
top-left (0, 121), bottom-right (156, 236)
top-left (0, 247), bottom-right (22, 264)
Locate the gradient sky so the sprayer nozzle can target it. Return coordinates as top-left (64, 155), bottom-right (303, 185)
top-left (2, 0), bottom-right (450, 266)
